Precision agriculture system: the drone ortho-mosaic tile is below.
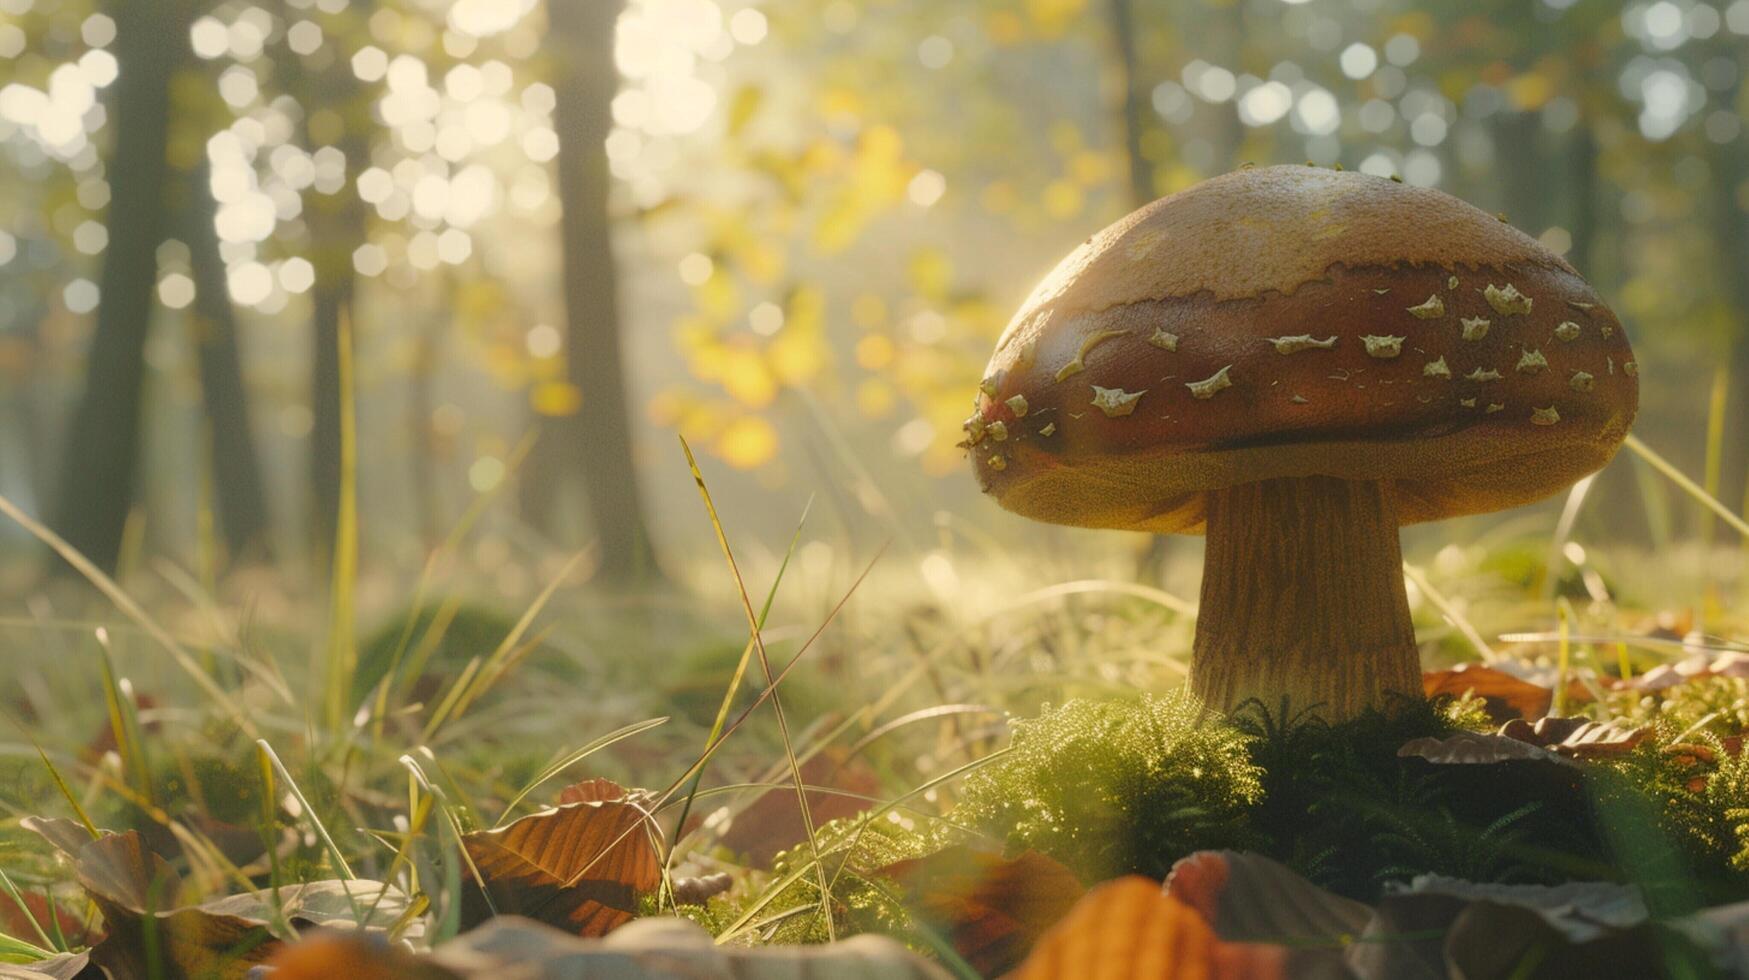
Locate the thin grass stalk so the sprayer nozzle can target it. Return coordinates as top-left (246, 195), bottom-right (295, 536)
top-left (665, 499), bottom-right (813, 899)
top-left (679, 437), bottom-right (835, 940)
top-left (494, 716), bottom-right (669, 825)
top-left (1624, 434), bottom-right (1749, 541)
top-left (257, 740), bottom-right (356, 881)
top-left (322, 311), bottom-right (360, 733)
top-left (0, 495), bottom-right (255, 734)
top-left (0, 868), bottom-right (57, 951)
top-left (370, 431), bottom-right (537, 741)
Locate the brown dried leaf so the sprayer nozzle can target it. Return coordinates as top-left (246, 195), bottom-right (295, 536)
top-left (670, 871), bottom-right (733, 905)
top-left (19, 817), bottom-right (99, 859)
top-left (73, 833), bottom-right (276, 980)
top-left (1166, 851), bottom-right (1372, 949)
top-left (1398, 731), bottom-right (1580, 769)
top-left (1498, 717), bottom-right (1648, 759)
top-left (1422, 665), bottom-right (1550, 723)
top-left (1010, 876), bottom-right (1322, 980)
top-left (460, 784), bottom-right (661, 937)
top-left (59, 830), bottom-right (413, 980)
top-left (714, 746), bottom-right (881, 863)
top-left (875, 846), bottom-right (1083, 976)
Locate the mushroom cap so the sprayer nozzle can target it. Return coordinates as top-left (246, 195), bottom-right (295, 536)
top-left (967, 165), bottom-right (1637, 533)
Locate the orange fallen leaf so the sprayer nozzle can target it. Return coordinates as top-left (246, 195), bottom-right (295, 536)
top-left (875, 846), bottom-right (1082, 976)
top-left (461, 779), bottom-right (661, 937)
top-left (263, 931), bottom-right (458, 980)
top-left (1423, 665), bottom-right (1551, 722)
top-left (1010, 876), bottom-right (1292, 980)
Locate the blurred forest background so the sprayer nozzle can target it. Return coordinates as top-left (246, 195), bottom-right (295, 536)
top-left (0, 0), bottom-right (1746, 596)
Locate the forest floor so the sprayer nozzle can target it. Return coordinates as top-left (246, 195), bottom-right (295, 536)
top-left (1, 453), bottom-right (1748, 978)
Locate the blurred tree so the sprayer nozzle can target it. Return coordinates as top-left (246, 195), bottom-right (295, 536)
top-left (544, 0), bottom-right (661, 580)
top-left (278, 2), bottom-right (373, 553)
top-left (1106, 0), bottom-right (1155, 207)
top-left (50, 0), bottom-right (189, 573)
top-left (1705, 36), bottom-right (1749, 516)
top-left (182, 158), bottom-right (272, 559)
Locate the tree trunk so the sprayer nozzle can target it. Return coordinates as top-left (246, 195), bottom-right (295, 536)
top-left (278, 0), bottom-right (372, 553)
top-left (183, 160), bottom-right (272, 562)
top-left (1106, 0), bottom-right (1154, 208)
top-left (1494, 111), bottom-right (1548, 234)
top-left (1207, 0), bottom-right (1246, 173)
top-left (410, 306), bottom-right (443, 550)
top-left (50, 0), bottom-right (185, 573)
top-left (1710, 66), bottom-right (1749, 520)
top-left (549, 0), bottom-right (661, 580)
top-left (1192, 477), bottom-right (1422, 722)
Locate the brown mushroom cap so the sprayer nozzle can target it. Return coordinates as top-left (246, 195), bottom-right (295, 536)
top-left (968, 165), bottom-right (1638, 533)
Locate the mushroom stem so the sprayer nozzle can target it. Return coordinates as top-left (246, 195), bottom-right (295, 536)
top-left (1191, 476), bottom-right (1422, 722)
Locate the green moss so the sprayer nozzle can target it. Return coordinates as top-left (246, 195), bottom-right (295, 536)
top-left (947, 694), bottom-right (1713, 902)
top-left (1607, 677), bottom-right (1749, 738)
top-left (951, 694), bottom-right (1264, 882)
top-left (753, 815), bottom-right (942, 945)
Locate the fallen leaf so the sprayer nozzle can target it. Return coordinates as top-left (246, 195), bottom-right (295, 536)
top-left (713, 746), bottom-right (881, 863)
top-left (670, 872), bottom-right (733, 905)
top-left (1398, 731), bottom-right (1580, 769)
top-left (0, 954), bottom-right (91, 980)
top-left (45, 829), bottom-right (414, 980)
top-left (20, 816), bottom-right (99, 859)
top-left (430, 915), bottom-right (950, 978)
top-left (262, 930), bottom-right (459, 980)
top-left (1497, 717), bottom-right (1647, 759)
top-left (875, 846), bottom-right (1082, 976)
top-left (557, 778), bottom-right (649, 806)
top-left (1010, 876), bottom-right (1330, 979)
top-left (1423, 665), bottom-right (1550, 723)
top-left (72, 832), bottom-right (276, 979)
top-left (1165, 851), bottom-right (1372, 949)
top-left (1350, 875), bottom-right (1669, 980)
top-left (461, 782), bottom-right (660, 937)
top-left (1393, 874), bottom-right (1647, 943)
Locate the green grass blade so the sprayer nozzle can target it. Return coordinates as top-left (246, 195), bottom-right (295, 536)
top-left (94, 629), bottom-right (152, 806)
top-left (1702, 366), bottom-right (1729, 548)
top-left (422, 548), bottom-right (590, 742)
top-left (679, 437), bottom-right (834, 940)
top-left (1624, 434), bottom-right (1749, 542)
top-left (256, 740), bottom-right (355, 880)
top-left (0, 493), bottom-right (255, 736)
top-left (370, 431), bottom-right (538, 739)
top-left (665, 497), bottom-right (813, 892)
top-left (323, 310), bottom-right (360, 733)
top-left (494, 716), bottom-right (669, 826)
top-left (0, 930), bottom-right (54, 962)
top-left (0, 869), bottom-right (56, 952)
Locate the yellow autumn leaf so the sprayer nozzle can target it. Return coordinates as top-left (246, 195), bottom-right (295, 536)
top-left (722, 349), bottom-right (778, 407)
top-left (908, 248), bottom-right (954, 301)
top-left (856, 334), bottom-right (896, 371)
top-left (1043, 179), bottom-right (1084, 220)
top-left (530, 382), bottom-right (583, 417)
top-left (716, 416), bottom-right (778, 469)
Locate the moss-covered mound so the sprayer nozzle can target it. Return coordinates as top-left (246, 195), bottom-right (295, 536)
top-left (951, 694), bottom-right (1749, 907)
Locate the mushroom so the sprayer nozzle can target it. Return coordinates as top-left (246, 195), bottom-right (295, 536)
top-left (967, 165), bottom-right (1637, 721)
